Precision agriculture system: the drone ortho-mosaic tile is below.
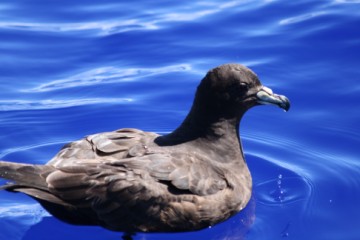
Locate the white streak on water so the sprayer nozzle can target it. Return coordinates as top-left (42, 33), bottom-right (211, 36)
top-left (0, 203), bottom-right (50, 240)
top-left (25, 64), bottom-right (191, 92)
top-left (333, 0), bottom-right (360, 3)
top-left (0, 141), bottom-right (68, 159)
top-left (160, 10), bottom-right (217, 22)
top-left (0, 98), bottom-right (133, 111)
top-left (0, 203), bottom-right (50, 218)
top-left (0, 0), bottom-right (268, 36)
top-left (0, 20), bottom-right (159, 35)
top-left (279, 11), bottom-right (328, 25)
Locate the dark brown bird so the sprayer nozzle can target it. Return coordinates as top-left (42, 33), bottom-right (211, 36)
top-left (0, 64), bottom-right (290, 238)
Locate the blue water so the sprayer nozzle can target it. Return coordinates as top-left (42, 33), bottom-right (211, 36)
top-left (0, 0), bottom-right (359, 239)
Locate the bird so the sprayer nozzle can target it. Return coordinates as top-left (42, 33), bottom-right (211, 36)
top-left (0, 63), bottom-right (290, 239)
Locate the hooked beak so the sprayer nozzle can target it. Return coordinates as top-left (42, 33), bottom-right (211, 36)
top-left (256, 86), bottom-right (290, 112)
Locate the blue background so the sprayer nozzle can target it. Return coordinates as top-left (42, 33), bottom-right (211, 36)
top-left (0, 1), bottom-right (359, 239)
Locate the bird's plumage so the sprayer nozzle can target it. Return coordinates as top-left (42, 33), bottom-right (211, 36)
top-left (0, 63), bottom-right (290, 234)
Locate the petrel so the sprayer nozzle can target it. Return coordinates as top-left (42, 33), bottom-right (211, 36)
top-left (0, 63), bottom-right (290, 238)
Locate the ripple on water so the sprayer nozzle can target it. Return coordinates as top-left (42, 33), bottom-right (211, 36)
top-left (256, 175), bottom-right (312, 206)
top-left (247, 153), bottom-right (313, 207)
top-left (246, 154), bottom-right (315, 239)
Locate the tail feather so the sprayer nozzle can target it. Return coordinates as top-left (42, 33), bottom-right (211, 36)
top-left (0, 161), bottom-right (73, 206)
top-left (0, 161), bottom-right (53, 191)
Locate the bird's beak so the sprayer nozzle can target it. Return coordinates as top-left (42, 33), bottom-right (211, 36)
top-left (256, 86), bottom-right (290, 112)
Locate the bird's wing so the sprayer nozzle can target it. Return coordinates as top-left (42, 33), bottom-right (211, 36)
top-left (47, 128), bottom-right (227, 198)
top-left (44, 150), bottom-right (228, 209)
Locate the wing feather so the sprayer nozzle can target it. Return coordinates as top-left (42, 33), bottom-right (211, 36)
top-left (145, 154), bottom-right (228, 196)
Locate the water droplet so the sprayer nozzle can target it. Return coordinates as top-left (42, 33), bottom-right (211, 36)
top-left (282, 232), bottom-right (289, 237)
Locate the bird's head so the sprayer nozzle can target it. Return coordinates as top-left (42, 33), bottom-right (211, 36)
top-left (196, 63), bottom-right (290, 117)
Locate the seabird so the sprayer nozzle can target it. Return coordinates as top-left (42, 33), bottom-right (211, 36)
top-left (0, 63), bottom-right (290, 238)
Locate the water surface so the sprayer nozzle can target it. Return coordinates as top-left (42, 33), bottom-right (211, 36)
top-left (1, 1), bottom-right (359, 239)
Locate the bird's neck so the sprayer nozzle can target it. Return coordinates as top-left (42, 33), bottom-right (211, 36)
top-left (156, 101), bottom-right (246, 152)
top-left (174, 110), bottom-right (241, 141)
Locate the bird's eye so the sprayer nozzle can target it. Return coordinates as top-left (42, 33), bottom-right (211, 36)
top-left (239, 82), bottom-right (249, 90)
